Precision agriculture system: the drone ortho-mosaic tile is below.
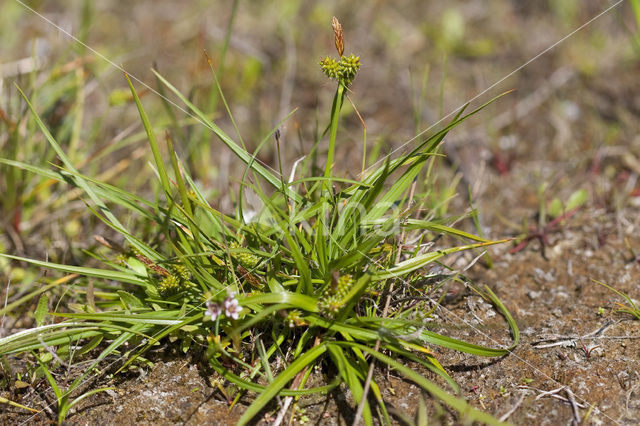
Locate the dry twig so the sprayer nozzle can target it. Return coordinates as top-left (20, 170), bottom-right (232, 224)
top-left (498, 391), bottom-right (527, 422)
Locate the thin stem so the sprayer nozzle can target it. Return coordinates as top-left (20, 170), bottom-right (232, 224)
top-left (275, 129), bottom-right (286, 191)
top-left (324, 83), bottom-right (345, 180)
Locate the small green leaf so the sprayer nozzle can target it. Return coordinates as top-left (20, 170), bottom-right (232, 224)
top-left (267, 277), bottom-right (285, 293)
top-left (180, 338), bottom-right (191, 353)
top-left (117, 291), bottom-right (144, 309)
top-left (566, 188), bottom-right (588, 211)
top-left (125, 258), bottom-right (148, 277)
top-left (373, 240), bottom-right (508, 281)
top-left (548, 198), bottom-right (563, 217)
top-left (76, 335), bottom-right (104, 356)
top-left (34, 295), bottom-right (48, 327)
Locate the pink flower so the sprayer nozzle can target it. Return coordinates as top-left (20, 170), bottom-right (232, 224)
top-left (205, 301), bottom-right (222, 321)
top-left (205, 292), bottom-right (243, 322)
top-left (224, 293), bottom-right (243, 320)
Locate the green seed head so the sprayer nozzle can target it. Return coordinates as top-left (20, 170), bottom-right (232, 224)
top-left (158, 274), bottom-right (181, 294)
top-left (320, 56), bottom-right (340, 80)
top-left (172, 264), bottom-right (191, 281)
top-left (319, 294), bottom-right (344, 316)
top-left (230, 241), bottom-right (260, 269)
top-left (318, 274), bottom-right (355, 317)
top-left (320, 54), bottom-right (360, 87)
top-left (336, 274), bottom-right (354, 298)
top-left (338, 54), bottom-right (360, 85)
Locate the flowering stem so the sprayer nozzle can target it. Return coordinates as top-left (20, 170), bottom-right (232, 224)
top-left (324, 83), bottom-right (346, 181)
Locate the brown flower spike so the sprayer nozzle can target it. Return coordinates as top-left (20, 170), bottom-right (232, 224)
top-left (332, 16), bottom-right (344, 57)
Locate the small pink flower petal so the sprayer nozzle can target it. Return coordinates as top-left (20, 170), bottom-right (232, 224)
top-left (224, 295), bottom-right (243, 319)
top-left (205, 301), bottom-right (222, 321)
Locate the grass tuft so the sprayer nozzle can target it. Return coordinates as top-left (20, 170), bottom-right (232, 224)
top-left (0, 16), bottom-right (519, 425)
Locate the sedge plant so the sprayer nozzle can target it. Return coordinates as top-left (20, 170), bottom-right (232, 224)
top-left (0, 17), bottom-right (519, 425)
top-left (34, 348), bottom-right (115, 424)
top-left (592, 279), bottom-right (640, 321)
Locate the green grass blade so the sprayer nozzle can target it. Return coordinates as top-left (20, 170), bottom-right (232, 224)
top-left (0, 158), bottom-right (163, 223)
top-left (381, 218), bottom-right (491, 243)
top-left (329, 232), bottom-right (384, 272)
top-left (240, 292), bottom-right (318, 312)
top-left (209, 356), bottom-right (339, 396)
top-left (0, 253), bottom-right (146, 286)
top-left (476, 284), bottom-right (521, 349)
top-left (152, 70), bottom-right (301, 201)
top-left (324, 83), bottom-right (346, 179)
top-left (327, 344), bottom-right (372, 426)
top-left (60, 387), bottom-right (116, 421)
top-left (282, 231), bottom-right (313, 295)
top-left (0, 273), bottom-right (69, 317)
top-left (34, 354), bottom-right (62, 406)
top-left (14, 84), bottom-right (159, 262)
top-left (0, 321), bottom-right (158, 356)
top-left (373, 239), bottom-right (509, 281)
top-left (363, 157), bottom-right (428, 222)
top-left (116, 314), bottom-right (202, 373)
top-left (0, 396), bottom-right (40, 414)
top-left (592, 279), bottom-right (640, 320)
top-left (125, 72), bottom-right (171, 194)
top-left (52, 312), bottom-right (184, 326)
top-left (331, 341), bottom-right (505, 425)
top-left (236, 343), bottom-right (327, 426)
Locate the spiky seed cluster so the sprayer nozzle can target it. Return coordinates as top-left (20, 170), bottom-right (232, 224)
top-left (319, 57), bottom-right (340, 79)
top-left (320, 54), bottom-right (361, 87)
top-left (336, 274), bottom-right (354, 298)
top-left (172, 264), bottom-right (191, 281)
top-left (318, 274), bottom-right (354, 316)
top-left (230, 241), bottom-right (260, 269)
top-left (124, 247), bottom-right (191, 295)
top-left (340, 54), bottom-right (360, 80)
top-left (157, 274), bottom-right (181, 294)
top-left (237, 251), bottom-right (260, 269)
top-left (156, 266), bottom-right (195, 295)
top-left (318, 294), bottom-right (343, 315)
